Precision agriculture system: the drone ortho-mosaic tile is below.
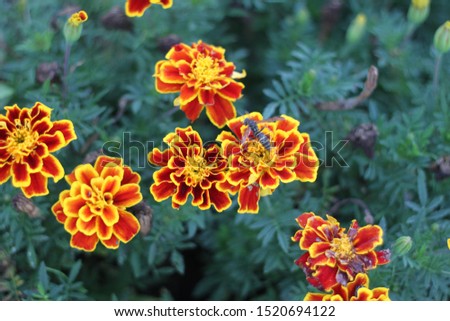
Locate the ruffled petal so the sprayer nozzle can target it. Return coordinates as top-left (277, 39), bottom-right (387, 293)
top-left (180, 98), bottom-right (204, 123)
top-left (113, 184), bottom-right (142, 207)
top-left (22, 172), bottom-right (48, 197)
top-left (11, 162), bottom-right (31, 187)
top-left (353, 225), bottom-right (383, 254)
top-left (125, 0), bottom-right (152, 17)
top-left (70, 232), bottom-right (99, 252)
top-left (205, 96), bottom-right (236, 128)
top-left (209, 184), bottom-right (232, 212)
top-left (150, 181), bottom-right (176, 201)
top-left (41, 154), bottom-right (65, 182)
top-left (237, 184), bottom-right (260, 214)
top-left (113, 210), bottom-right (140, 243)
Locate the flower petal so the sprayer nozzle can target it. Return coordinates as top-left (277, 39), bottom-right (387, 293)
top-left (101, 234), bottom-right (120, 249)
top-left (216, 80), bottom-right (244, 101)
top-left (180, 98), bottom-right (204, 123)
top-left (46, 120), bottom-right (77, 144)
top-left (179, 84), bottom-right (199, 105)
top-left (113, 210), bottom-right (140, 243)
top-left (41, 154), bottom-right (65, 181)
top-left (353, 225), bottom-right (383, 254)
top-left (22, 172), bottom-right (49, 197)
top-left (125, 0), bottom-right (152, 17)
top-left (101, 204), bottom-right (120, 226)
top-left (70, 232), bottom-right (98, 252)
top-left (11, 162), bottom-right (31, 187)
top-left (39, 132), bottom-right (65, 152)
top-left (113, 183), bottom-right (142, 207)
top-left (76, 217), bottom-right (97, 236)
top-left (0, 164), bottom-right (11, 184)
top-left (97, 216), bottom-right (114, 240)
top-left (150, 181), bottom-right (176, 201)
top-left (205, 96), bottom-right (236, 128)
top-left (237, 184), bottom-right (260, 214)
top-left (209, 184), bottom-right (232, 212)
top-left (73, 164), bottom-right (98, 185)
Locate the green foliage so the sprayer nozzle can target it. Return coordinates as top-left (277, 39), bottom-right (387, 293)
top-left (0, 0), bottom-right (449, 301)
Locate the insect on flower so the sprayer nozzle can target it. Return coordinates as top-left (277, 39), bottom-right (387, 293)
top-left (242, 116), bottom-right (284, 151)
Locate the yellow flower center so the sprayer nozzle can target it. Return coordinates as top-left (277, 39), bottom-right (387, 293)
top-left (192, 54), bottom-right (221, 86)
top-left (86, 183), bottom-right (114, 214)
top-left (244, 140), bottom-right (272, 165)
top-left (330, 234), bottom-right (356, 263)
top-left (6, 120), bottom-right (39, 161)
top-left (185, 155), bottom-right (210, 186)
top-left (412, 0), bottom-right (430, 9)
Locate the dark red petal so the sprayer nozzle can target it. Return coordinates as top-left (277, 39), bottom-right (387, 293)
top-left (11, 162), bottom-right (31, 187)
top-left (21, 172), bottom-right (49, 197)
top-left (150, 181), bottom-right (176, 201)
top-left (125, 0), bottom-right (152, 17)
top-left (0, 164), bottom-right (11, 184)
top-left (41, 155), bottom-right (64, 181)
top-left (39, 132), bottom-right (65, 152)
top-left (237, 184), bottom-right (260, 214)
top-left (205, 96), bottom-right (237, 128)
top-left (353, 225), bottom-right (383, 254)
top-left (180, 98), bottom-right (204, 123)
top-left (47, 120), bottom-right (77, 144)
top-left (113, 210), bottom-right (140, 243)
top-left (70, 232), bottom-right (99, 252)
top-left (208, 184), bottom-right (232, 212)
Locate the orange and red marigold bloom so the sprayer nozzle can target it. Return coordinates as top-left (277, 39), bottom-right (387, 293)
top-left (0, 102), bottom-right (76, 197)
top-left (148, 126), bottom-right (232, 212)
top-left (154, 40), bottom-right (246, 128)
top-left (304, 273), bottom-right (390, 301)
top-left (292, 212), bottom-right (391, 291)
top-left (216, 112), bottom-right (319, 214)
top-left (51, 156), bottom-right (142, 252)
top-left (125, 0), bottom-right (173, 17)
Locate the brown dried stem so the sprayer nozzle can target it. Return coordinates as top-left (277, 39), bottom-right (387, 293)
top-left (316, 65), bottom-right (378, 111)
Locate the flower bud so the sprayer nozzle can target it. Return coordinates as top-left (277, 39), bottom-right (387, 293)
top-left (12, 193), bottom-right (41, 218)
top-left (434, 21), bottom-right (450, 54)
top-left (393, 236), bottom-right (413, 256)
top-left (299, 69), bottom-right (316, 95)
top-left (63, 10), bottom-right (88, 44)
top-left (295, 7), bottom-right (311, 26)
top-left (407, 0), bottom-right (430, 25)
top-left (346, 14), bottom-right (367, 44)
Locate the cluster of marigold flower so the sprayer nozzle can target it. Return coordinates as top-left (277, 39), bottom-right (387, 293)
top-left (1, 0), bottom-right (449, 301)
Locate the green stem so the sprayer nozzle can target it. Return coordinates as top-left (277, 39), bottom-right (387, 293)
top-left (433, 53), bottom-right (442, 97)
top-left (63, 42), bottom-right (72, 106)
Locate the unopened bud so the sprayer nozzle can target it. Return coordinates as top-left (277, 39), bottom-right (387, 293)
top-left (63, 10), bottom-right (88, 44)
top-left (129, 201), bottom-right (153, 236)
top-left (347, 123), bottom-right (378, 158)
top-left (295, 7), bottom-right (311, 26)
top-left (346, 14), bottom-right (367, 44)
top-left (299, 69), bottom-right (316, 96)
top-left (434, 21), bottom-right (450, 54)
top-left (408, 0), bottom-right (430, 25)
top-left (393, 236), bottom-right (413, 256)
top-left (12, 193), bottom-right (41, 218)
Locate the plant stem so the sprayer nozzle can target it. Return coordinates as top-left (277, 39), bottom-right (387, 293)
top-left (63, 42), bottom-right (72, 105)
top-left (433, 53), bottom-right (442, 97)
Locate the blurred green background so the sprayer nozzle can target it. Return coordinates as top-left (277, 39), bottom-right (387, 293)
top-left (0, 0), bottom-right (449, 300)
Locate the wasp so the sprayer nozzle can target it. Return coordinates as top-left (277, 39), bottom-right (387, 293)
top-left (242, 116), bottom-right (284, 151)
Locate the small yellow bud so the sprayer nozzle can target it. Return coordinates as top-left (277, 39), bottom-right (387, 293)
top-left (346, 14), bottom-right (367, 44)
top-left (63, 11), bottom-right (88, 44)
top-left (412, 0), bottom-right (430, 10)
top-left (434, 21), bottom-right (450, 54)
top-left (408, 0), bottom-right (430, 25)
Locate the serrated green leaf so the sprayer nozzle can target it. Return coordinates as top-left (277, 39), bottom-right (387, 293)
top-left (170, 250), bottom-right (185, 274)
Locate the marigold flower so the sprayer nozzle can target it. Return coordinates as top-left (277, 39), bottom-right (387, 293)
top-left (125, 0), bottom-right (173, 17)
top-left (148, 126), bottom-right (232, 212)
top-left (0, 102), bottom-right (76, 197)
top-left (292, 212), bottom-right (390, 291)
top-left (216, 112), bottom-right (318, 213)
top-left (64, 10), bottom-right (88, 44)
top-left (304, 273), bottom-right (390, 301)
top-left (154, 40), bottom-right (246, 128)
top-left (51, 156), bottom-right (142, 252)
